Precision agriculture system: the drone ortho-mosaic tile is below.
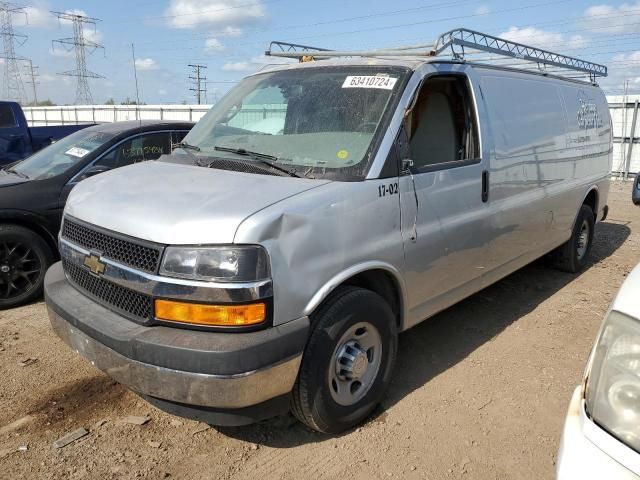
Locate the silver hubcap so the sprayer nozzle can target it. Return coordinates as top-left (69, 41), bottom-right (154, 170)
top-left (329, 322), bottom-right (382, 406)
top-left (577, 220), bottom-right (590, 260)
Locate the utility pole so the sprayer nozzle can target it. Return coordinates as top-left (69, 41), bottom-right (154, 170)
top-left (24, 59), bottom-right (38, 105)
top-left (52, 11), bottom-right (104, 105)
top-left (0, 2), bottom-right (27, 103)
top-left (204, 82), bottom-right (220, 104)
top-left (189, 64), bottom-right (207, 105)
top-left (619, 80), bottom-right (629, 179)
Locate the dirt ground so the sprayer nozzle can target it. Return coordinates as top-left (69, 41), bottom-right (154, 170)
top-left (0, 182), bottom-right (638, 480)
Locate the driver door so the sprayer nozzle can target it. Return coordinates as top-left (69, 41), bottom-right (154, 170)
top-left (399, 73), bottom-right (492, 327)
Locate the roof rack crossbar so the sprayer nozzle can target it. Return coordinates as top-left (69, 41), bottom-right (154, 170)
top-left (433, 28), bottom-right (607, 77)
top-left (265, 41), bottom-right (332, 57)
top-left (265, 43), bottom-right (436, 59)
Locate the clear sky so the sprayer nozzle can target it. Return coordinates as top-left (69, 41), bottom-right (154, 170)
top-left (5, 0), bottom-right (640, 104)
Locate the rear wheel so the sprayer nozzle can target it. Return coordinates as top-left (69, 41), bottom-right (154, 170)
top-left (291, 286), bottom-right (397, 434)
top-left (0, 225), bottom-right (54, 309)
top-left (552, 205), bottom-right (595, 273)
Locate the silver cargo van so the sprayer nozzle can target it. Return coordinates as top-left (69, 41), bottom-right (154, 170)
top-left (45, 29), bottom-right (612, 433)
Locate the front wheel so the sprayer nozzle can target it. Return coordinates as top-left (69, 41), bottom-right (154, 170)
top-left (0, 225), bottom-right (54, 309)
top-left (291, 286), bottom-right (397, 434)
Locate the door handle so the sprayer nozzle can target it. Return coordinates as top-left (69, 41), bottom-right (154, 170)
top-left (482, 170), bottom-right (489, 203)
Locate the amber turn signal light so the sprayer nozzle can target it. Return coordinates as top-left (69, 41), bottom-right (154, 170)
top-left (155, 299), bottom-right (266, 327)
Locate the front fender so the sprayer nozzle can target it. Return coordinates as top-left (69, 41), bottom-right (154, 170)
top-left (234, 180), bottom-right (406, 328)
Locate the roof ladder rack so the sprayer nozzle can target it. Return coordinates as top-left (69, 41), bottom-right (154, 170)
top-left (265, 41), bottom-right (332, 58)
top-left (265, 28), bottom-right (607, 82)
top-left (432, 28), bottom-right (607, 81)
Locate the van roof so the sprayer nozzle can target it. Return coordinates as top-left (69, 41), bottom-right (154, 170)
top-left (261, 28), bottom-right (607, 85)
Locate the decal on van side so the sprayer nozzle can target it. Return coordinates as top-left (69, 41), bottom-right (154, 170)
top-left (577, 92), bottom-right (603, 130)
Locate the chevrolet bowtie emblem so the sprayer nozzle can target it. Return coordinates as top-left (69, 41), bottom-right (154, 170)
top-left (83, 253), bottom-right (106, 276)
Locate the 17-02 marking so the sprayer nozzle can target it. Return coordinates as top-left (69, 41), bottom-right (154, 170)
top-left (378, 182), bottom-right (399, 197)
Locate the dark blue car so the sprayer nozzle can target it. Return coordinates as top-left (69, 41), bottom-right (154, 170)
top-left (0, 101), bottom-right (95, 165)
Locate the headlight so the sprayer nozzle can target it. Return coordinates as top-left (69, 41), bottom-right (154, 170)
top-left (585, 310), bottom-right (640, 451)
top-left (160, 245), bottom-right (270, 282)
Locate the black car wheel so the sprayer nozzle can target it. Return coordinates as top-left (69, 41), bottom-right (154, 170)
top-left (552, 205), bottom-right (595, 273)
top-left (0, 225), bottom-right (54, 309)
top-left (291, 286), bottom-right (398, 434)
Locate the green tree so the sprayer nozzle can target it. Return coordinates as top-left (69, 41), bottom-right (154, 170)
top-left (26, 99), bottom-right (56, 107)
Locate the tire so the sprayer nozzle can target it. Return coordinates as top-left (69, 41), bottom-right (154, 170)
top-left (0, 224), bottom-right (54, 309)
top-left (291, 286), bottom-right (398, 434)
top-left (552, 205), bottom-right (595, 273)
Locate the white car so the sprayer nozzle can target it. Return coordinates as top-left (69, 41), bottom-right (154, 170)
top-left (557, 263), bottom-right (640, 478)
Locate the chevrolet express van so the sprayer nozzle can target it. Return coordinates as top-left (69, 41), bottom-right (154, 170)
top-left (44, 29), bottom-right (612, 433)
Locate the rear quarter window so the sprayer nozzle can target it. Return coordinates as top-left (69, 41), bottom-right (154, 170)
top-left (0, 105), bottom-right (17, 128)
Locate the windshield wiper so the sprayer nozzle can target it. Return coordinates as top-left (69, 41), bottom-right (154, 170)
top-left (5, 168), bottom-right (28, 179)
top-left (214, 146), bottom-right (301, 178)
top-left (175, 142), bottom-right (201, 152)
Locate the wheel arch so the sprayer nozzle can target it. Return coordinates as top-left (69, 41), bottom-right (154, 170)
top-left (0, 210), bottom-right (58, 257)
top-left (568, 186), bottom-right (599, 233)
top-left (582, 187), bottom-right (599, 220)
top-left (303, 262), bottom-right (407, 330)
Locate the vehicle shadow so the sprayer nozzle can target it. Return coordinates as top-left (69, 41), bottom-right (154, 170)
top-left (216, 221), bottom-right (630, 447)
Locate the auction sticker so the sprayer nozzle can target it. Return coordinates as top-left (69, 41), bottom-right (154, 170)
top-left (65, 146), bottom-right (91, 158)
top-left (342, 75), bottom-right (397, 90)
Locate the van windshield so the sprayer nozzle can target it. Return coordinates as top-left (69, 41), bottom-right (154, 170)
top-left (180, 66), bottom-right (409, 180)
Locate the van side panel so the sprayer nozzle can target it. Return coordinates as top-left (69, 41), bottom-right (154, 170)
top-left (478, 70), bottom-right (569, 272)
top-left (556, 83), bottom-right (612, 224)
top-left (476, 68), bottom-right (611, 282)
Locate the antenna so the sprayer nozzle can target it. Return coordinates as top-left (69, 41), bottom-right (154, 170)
top-left (52, 11), bottom-right (105, 105)
top-left (189, 64), bottom-right (207, 105)
top-left (131, 43), bottom-right (141, 123)
top-left (24, 58), bottom-right (38, 105)
top-left (0, 2), bottom-right (28, 103)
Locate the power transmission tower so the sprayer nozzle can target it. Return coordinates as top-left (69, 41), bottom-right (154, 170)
top-left (189, 64), bottom-right (207, 105)
top-left (24, 59), bottom-right (38, 105)
top-left (0, 2), bottom-right (27, 103)
top-left (52, 11), bottom-right (104, 105)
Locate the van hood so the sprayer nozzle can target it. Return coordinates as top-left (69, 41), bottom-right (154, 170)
top-left (65, 160), bottom-right (330, 245)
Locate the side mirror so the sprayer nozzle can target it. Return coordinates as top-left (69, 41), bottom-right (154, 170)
top-left (633, 175), bottom-right (640, 206)
top-left (396, 121), bottom-right (413, 175)
top-left (401, 158), bottom-right (414, 173)
top-left (78, 164), bottom-right (111, 181)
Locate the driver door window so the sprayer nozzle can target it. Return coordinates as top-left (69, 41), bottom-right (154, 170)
top-left (95, 132), bottom-right (171, 169)
top-left (409, 76), bottom-right (479, 170)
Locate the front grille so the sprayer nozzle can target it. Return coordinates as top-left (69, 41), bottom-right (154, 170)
top-left (63, 259), bottom-right (153, 322)
top-left (62, 219), bottom-right (162, 274)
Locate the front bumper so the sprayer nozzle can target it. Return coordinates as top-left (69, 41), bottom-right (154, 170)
top-left (557, 386), bottom-right (639, 479)
top-left (45, 262), bottom-right (309, 414)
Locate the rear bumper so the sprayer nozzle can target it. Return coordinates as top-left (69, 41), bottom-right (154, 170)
top-left (45, 262), bottom-right (309, 413)
top-left (557, 386), bottom-right (639, 479)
